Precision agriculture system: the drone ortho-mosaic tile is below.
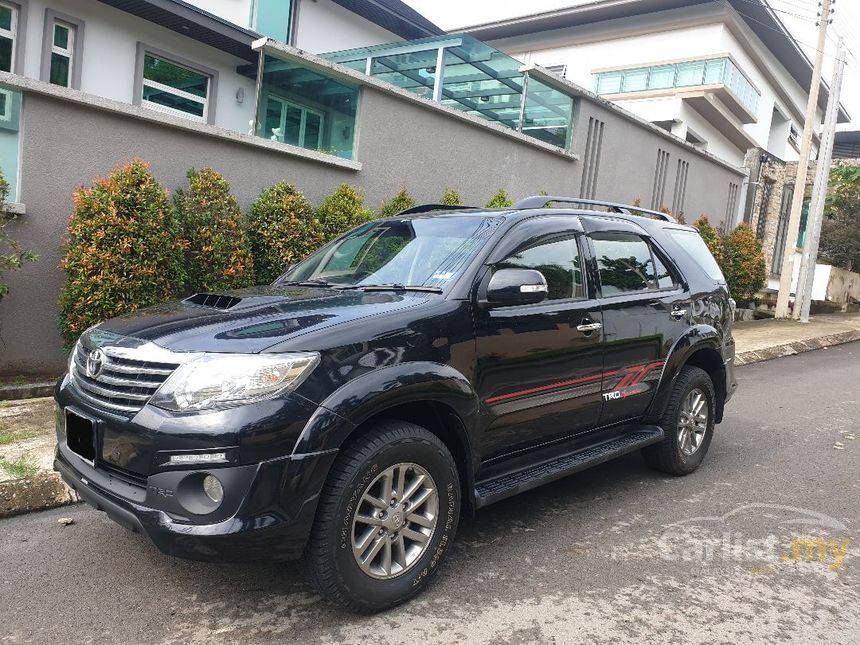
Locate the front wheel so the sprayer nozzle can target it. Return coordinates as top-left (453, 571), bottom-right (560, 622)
top-left (302, 420), bottom-right (460, 612)
top-left (643, 365), bottom-right (716, 475)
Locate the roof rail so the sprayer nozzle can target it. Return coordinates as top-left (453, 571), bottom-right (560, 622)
top-left (397, 204), bottom-right (479, 215)
top-left (511, 196), bottom-right (675, 222)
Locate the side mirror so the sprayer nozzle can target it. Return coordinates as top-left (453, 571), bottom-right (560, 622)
top-left (486, 268), bottom-right (548, 306)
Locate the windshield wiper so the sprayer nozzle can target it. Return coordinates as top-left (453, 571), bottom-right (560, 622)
top-left (347, 283), bottom-right (443, 293)
top-left (282, 279), bottom-right (336, 288)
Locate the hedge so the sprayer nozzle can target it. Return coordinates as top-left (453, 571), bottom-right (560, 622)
top-left (379, 189), bottom-right (415, 218)
top-left (486, 189), bottom-right (513, 208)
top-left (58, 160), bottom-right (185, 346)
top-left (174, 168), bottom-right (254, 292)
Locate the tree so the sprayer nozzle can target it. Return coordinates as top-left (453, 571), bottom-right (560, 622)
top-left (0, 170), bottom-right (37, 304)
top-left (58, 161), bottom-right (185, 346)
top-left (174, 168), bottom-right (254, 292)
top-left (820, 165), bottom-right (860, 271)
top-left (722, 224), bottom-right (766, 303)
top-left (379, 189), bottom-right (416, 218)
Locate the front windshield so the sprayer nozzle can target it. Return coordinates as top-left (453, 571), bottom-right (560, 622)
top-left (278, 216), bottom-right (499, 289)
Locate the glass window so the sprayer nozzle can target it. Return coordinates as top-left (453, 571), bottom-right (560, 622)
top-left (0, 3), bottom-right (17, 73)
top-left (622, 68), bottom-right (649, 92)
top-left (0, 85), bottom-right (22, 201)
top-left (521, 75), bottom-right (573, 149)
top-left (252, 0), bottom-right (292, 42)
top-left (669, 230), bottom-right (724, 281)
top-left (257, 53), bottom-right (359, 159)
top-left (652, 248), bottom-right (676, 289)
top-left (592, 232), bottom-right (660, 296)
top-left (141, 53), bottom-right (210, 121)
top-left (648, 65), bottom-right (675, 89)
top-left (49, 21), bottom-right (75, 87)
top-left (496, 236), bottom-right (583, 301)
top-left (281, 217), bottom-right (500, 288)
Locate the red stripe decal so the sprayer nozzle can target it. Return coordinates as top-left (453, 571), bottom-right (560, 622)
top-left (484, 360), bottom-right (665, 406)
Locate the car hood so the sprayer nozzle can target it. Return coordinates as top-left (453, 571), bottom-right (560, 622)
top-left (99, 286), bottom-right (434, 353)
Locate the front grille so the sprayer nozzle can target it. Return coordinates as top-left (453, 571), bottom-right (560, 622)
top-left (72, 344), bottom-right (179, 414)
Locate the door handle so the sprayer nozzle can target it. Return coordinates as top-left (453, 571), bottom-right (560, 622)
top-left (576, 320), bottom-right (603, 333)
top-left (670, 308), bottom-right (688, 319)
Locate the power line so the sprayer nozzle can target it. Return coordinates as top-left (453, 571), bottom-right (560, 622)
top-left (727, 2), bottom-right (840, 59)
top-left (733, 0), bottom-right (817, 22)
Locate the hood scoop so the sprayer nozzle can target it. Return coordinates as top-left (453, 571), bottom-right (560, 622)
top-left (184, 292), bottom-right (243, 310)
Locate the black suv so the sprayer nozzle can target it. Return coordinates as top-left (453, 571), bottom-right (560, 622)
top-left (55, 196), bottom-right (736, 612)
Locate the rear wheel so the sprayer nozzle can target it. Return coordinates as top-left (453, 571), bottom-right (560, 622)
top-left (643, 365), bottom-right (715, 475)
top-left (303, 420), bottom-right (460, 612)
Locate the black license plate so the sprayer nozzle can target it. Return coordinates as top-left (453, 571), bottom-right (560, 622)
top-left (65, 410), bottom-right (96, 463)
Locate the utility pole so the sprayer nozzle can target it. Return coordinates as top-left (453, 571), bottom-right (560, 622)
top-left (774, 0), bottom-right (832, 318)
top-left (794, 37), bottom-right (846, 322)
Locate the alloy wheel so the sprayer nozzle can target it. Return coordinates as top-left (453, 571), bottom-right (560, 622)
top-left (677, 387), bottom-right (708, 456)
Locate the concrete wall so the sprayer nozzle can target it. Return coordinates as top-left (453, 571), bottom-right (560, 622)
top-left (0, 66), bottom-right (744, 374)
top-left (293, 0), bottom-right (401, 54)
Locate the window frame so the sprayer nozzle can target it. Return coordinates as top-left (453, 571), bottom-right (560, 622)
top-left (0, 0), bottom-right (25, 75)
top-left (588, 231), bottom-right (682, 299)
top-left (133, 43), bottom-right (218, 125)
top-left (261, 93), bottom-right (325, 149)
top-left (40, 9), bottom-right (83, 89)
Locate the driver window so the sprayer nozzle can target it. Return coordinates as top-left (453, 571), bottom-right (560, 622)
top-left (495, 236), bottom-right (583, 300)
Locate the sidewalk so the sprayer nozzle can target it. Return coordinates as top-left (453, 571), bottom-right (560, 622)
top-left (732, 312), bottom-right (860, 366)
top-left (1, 313), bottom-right (859, 518)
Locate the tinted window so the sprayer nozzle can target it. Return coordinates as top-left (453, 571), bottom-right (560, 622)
top-left (652, 248), bottom-right (676, 289)
top-left (496, 236), bottom-right (583, 300)
top-left (669, 229), bottom-right (725, 281)
top-left (592, 232), bottom-right (666, 296)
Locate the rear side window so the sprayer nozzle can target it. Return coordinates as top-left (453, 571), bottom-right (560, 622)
top-left (591, 232), bottom-right (676, 296)
top-left (669, 229), bottom-right (725, 281)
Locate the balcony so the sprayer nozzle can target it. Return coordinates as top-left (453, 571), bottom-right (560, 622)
top-left (593, 56), bottom-right (760, 124)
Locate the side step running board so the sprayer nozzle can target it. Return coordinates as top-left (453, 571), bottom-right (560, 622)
top-left (474, 426), bottom-right (664, 508)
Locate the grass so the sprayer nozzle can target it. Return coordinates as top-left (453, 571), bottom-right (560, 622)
top-left (0, 429), bottom-right (37, 446)
top-left (0, 455), bottom-right (40, 479)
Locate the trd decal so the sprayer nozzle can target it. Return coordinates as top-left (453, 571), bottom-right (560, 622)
top-left (602, 361), bottom-right (665, 401)
top-left (484, 360), bottom-right (664, 407)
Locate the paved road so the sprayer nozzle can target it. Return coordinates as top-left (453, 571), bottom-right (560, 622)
top-left (2, 344), bottom-right (859, 644)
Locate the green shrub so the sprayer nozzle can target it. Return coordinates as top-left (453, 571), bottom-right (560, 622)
top-left (58, 160), bottom-right (184, 346)
top-left (693, 215), bottom-right (725, 265)
top-left (0, 170), bottom-right (37, 304)
top-left (174, 168), bottom-right (254, 293)
top-left (485, 189), bottom-right (512, 208)
top-left (247, 182), bottom-right (319, 284)
top-left (315, 184), bottom-right (374, 242)
top-left (723, 223), bottom-right (766, 303)
top-left (379, 189), bottom-right (415, 218)
top-left (439, 189), bottom-right (462, 206)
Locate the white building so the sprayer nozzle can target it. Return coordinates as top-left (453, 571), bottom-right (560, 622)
top-left (462, 0), bottom-right (849, 170)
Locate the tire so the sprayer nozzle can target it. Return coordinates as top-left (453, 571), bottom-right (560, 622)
top-left (642, 365), bottom-right (716, 475)
top-left (302, 420), bottom-right (460, 613)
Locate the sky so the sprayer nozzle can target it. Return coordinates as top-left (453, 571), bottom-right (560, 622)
top-left (403, 0), bottom-right (860, 129)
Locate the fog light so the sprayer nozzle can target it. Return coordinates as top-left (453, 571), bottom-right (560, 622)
top-left (203, 474), bottom-right (224, 504)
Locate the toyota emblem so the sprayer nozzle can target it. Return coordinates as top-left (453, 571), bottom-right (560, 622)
top-left (86, 349), bottom-right (105, 378)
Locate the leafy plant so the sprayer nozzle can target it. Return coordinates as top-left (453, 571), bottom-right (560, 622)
top-left (174, 168), bottom-right (254, 293)
top-left (315, 184), bottom-right (374, 243)
top-left (0, 171), bottom-right (37, 304)
top-left (821, 165), bottom-right (860, 271)
top-left (58, 160), bottom-right (185, 347)
top-left (247, 182), bottom-right (319, 285)
top-left (722, 223), bottom-right (766, 303)
top-left (439, 189), bottom-right (462, 206)
top-left (485, 189), bottom-right (512, 208)
top-left (693, 215), bottom-right (725, 265)
top-left (379, 189), bottom-right (415, 218)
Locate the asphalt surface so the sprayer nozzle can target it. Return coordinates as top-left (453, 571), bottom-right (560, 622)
top-left (2, 343), bottom-right (859, 644)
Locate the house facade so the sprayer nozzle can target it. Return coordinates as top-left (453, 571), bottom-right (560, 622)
top-left (463, 0), bottom-right (849, 173)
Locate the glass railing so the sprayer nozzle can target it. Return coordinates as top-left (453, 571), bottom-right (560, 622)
top-left (0, 85), bottom-right (21, 201)
top-left (593, 57), bottom-right (760, 115)
top-left (322, 34), bottom-right (576, 150)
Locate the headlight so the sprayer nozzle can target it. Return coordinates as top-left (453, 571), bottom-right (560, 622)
top-left (149, 352), bottom-right (319, 412)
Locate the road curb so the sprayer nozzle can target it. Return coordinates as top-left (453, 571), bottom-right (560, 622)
top-left (735, 329), bottom-right (860, 366)
top-left (0, 382), bottom-right (55, 401)
top-left (0, 472), bottom-right (80, 518)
